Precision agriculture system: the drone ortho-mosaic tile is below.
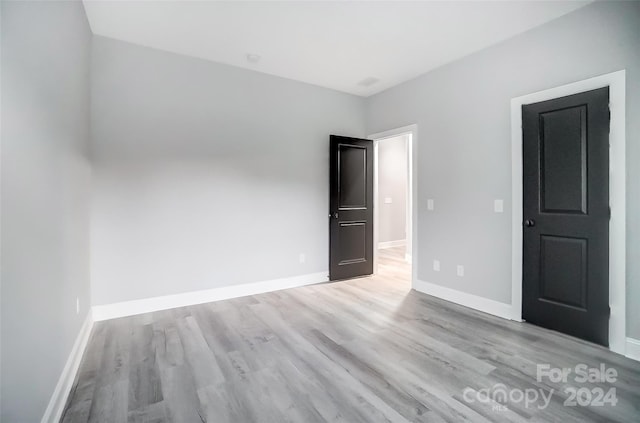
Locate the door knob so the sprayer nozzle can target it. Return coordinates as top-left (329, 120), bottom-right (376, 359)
top-left (330, 212), bottom-right (339, 219)
top-left (524, 219), bottom-right (536, 227)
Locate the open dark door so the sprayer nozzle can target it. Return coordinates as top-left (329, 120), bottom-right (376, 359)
top-left (329, 135), bottom-right (374, 281)
top-left (522, 87), bottom-right (610, 346)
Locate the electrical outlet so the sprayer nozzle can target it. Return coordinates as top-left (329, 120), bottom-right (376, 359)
top-left (433, 260), bottom-right (440, 271)
top-left (76, 297), bottom-right (80, 315)
top-left (494, 199), bottom-right (504, 213)
top-left (456, 265), bottom-right (465, 277)
top-left (299, 253), bottom-right (306, 264)
top-left (384, 197), bottom-right (393, 204)
top-left (427, 199), bottom-right (434, 211)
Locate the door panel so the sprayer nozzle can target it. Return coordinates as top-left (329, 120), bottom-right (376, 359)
top-left (540, 106), bottom-right (587, 214)
top-left (539, 235), bottom-right (587, 309)
top-left (330, 135), bottom-right (373, 281)
top-left (338, 145), bottom-right (367, 208)
top-left (337, 222), bottom-right (367, 264)
top-left (522, 87), bottom-right (609, 346)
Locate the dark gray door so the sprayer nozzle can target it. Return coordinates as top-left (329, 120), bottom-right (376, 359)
top-left (329, 135), bottom-right (373, 281)
top-left (522, 87), bottom-right (610, 346)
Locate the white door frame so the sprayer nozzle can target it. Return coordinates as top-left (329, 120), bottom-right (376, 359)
top-left (510, 70), bottom-right (626, 355)
top-left (369, 124), bottom-right (418, 287)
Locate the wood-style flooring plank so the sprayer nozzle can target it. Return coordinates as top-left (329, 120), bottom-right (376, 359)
top-left (62, 247), bottom-right (640, 422)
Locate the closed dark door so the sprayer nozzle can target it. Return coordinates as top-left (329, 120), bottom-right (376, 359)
top-left (329, 135), bottom-right (374, 281)
top-left (522, 87), bottom-right (610, 346)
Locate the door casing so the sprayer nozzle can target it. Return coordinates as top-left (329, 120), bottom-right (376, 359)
top-left (510, 70), bottom-right (626, 354)
top-left (369, 124), bottom-right (418, 287)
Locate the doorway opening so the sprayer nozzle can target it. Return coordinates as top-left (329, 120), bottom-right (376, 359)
top-left (370, 125), bottom-right (416, 287)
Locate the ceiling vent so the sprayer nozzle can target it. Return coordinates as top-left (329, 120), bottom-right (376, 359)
top-left (357, 77), bottom-right (380, 87)
top-left (246, 53), bottom-right (261, 64)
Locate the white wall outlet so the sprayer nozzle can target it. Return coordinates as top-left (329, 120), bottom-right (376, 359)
top-left (433, 260), bottom-right (440, 271)
top-left (384, 197), bottom-right (392, 204)
top-left (299, 253), bottom-right (306, 264)
top-left (494, 199), bottom-right (504, 213)
top-left (427, 199), bottom-right (434, 211)
top-left (76, 297), bottom-right (80, 315)
top-left (456, 265), bottom-right (465, 277)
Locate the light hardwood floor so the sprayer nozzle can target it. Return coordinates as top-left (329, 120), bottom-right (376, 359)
top-left (62, 247), bottom-right (640, 422)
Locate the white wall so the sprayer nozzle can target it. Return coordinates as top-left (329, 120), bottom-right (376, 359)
top-left (90, 36), bottom-right (365, 306)
top-left (1, 1), bottom-right (92, 421)
top-left (365, 1), bottom-right (640, 338)
top-left (377, 135), bottom-right (407, 245)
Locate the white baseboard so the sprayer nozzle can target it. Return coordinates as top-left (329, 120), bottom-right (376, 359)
top-left (413, 279), bottom-right (514, 320)
top-left (41, 311), bottom-right (94, 423)
top-left (378, 239), bottom-right (406, 249)
top-left (626, 337), bottom-right (640, 362)
top-left (92, 271), bottom-right (329, 321)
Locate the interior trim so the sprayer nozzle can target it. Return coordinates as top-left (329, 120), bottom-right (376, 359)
top-left (92, 272), bottom-right (329, 321)
top-left (626, 337), bottom-right (640, 362)
top-left (510, 70), bottom-right (627, 354)
top-left (369, 124), bottom-right (418, 287)
top-left (41, 312), bottom-right (94, 423)
top-left (414, 279), bottom-right (514, 320)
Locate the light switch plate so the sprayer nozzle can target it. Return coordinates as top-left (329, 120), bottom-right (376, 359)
top-left (427, 199), bottom-right (434, 211)
top-left (456, 265), bottom-right (465, 277)
top-left (433, 260), bottom-right (440, 271)
top-left (384, 197), bottom-right (392, 204)
top-left (494, 199), bottom-right (504, 213)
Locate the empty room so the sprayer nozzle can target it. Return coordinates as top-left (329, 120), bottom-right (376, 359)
top-left (2, 0), bottom-right (640, 422)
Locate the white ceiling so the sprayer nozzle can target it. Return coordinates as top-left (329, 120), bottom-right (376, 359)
top-left (83, 1), bottom-right (592, 97)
